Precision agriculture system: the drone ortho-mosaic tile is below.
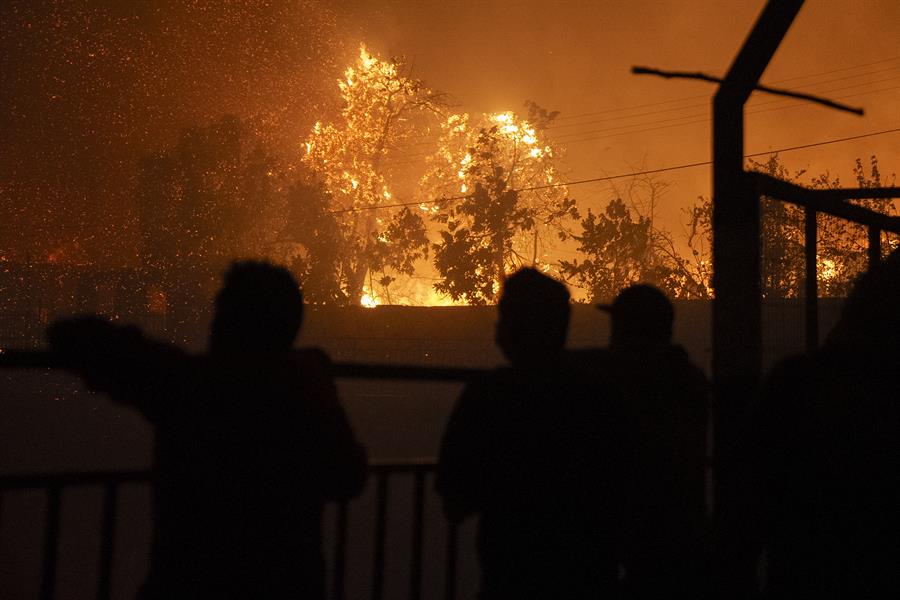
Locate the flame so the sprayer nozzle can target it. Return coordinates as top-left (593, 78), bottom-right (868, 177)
top-left (360, 293), bottom-right (379, 308)
top-left (818, 257), bottom-right (838, 281)
top-left (361, 283), bottom-right (380, 308)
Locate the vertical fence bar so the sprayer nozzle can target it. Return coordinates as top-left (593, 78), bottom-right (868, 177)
top-left (371, 472), bottom-right (389, 600)
top-left (804, 207), bottom-right (819, 352)
top-left (40, 485), bottom-right (62, 600)
top-left (96, 483), bottom-right (118, 600)
top-left (444, 521), bottom-right (458, 600)
top-left (409, 470), bottom-right (426, 600)
top-left (868, 226), bottom-right (882, 268)
top-left (332, 503), bottom-right (348, 600)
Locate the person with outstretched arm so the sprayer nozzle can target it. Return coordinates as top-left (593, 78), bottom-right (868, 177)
top-left (48, 261), bottom-right (367, 600)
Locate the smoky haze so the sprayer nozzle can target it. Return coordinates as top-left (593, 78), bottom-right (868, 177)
top-left (1, 0), bottom-right (898, 273)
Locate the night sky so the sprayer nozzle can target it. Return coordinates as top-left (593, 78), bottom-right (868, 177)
top-left (2, 0), bottom-right (898, 266)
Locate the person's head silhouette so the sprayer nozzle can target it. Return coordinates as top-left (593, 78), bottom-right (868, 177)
top-left (826, 247), bottom-right (900, 356)
top-left (495, 268), bottom-right (570, 367)
top-left (209, 261), bottom-right (303, 355)
top-left (599, 283), bottom-right (673, 349)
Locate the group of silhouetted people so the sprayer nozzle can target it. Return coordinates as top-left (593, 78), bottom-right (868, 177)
top-left (47, 251), bottom-right (900, 599)
top-left (437, 271), bottom-right (710, 600)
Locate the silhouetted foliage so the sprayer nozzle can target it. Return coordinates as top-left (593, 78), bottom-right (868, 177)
top-left (559, 197), bottom-right (672, 303)
top-left (283, 179), bottom-right (347, 304)
top-left (136, 115), bottom-right (279, 334)
top-left (559, 173), bottom-right (712, 303)
top-left (426, 107), bottom-right (577, 304)
top-left (752, 154), bottom-right (897, 298)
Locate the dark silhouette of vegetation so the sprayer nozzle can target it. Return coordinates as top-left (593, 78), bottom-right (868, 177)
top-left (428, 105), bottom-right (577, 304)
top-left (136, 115), bottom-right (280, 335)
top-left (752, 154), bottom-right (897, 298)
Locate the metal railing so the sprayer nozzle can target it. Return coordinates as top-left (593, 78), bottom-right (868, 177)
top-left (751, 171), bottom-right (900, 353)
top-left (0, 459), bottom-right (459, 600)
top-left (0, 358), bottom-right (485, 600)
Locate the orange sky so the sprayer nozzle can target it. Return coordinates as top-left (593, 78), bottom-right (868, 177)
top-left (342, 0), bottom-right (900, 226)
top-left (1, 0), bottom-right (897, 268)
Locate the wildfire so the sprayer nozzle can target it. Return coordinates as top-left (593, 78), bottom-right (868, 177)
top-left (360, 286), bottom-right (379, 308)
top-left (817, 257), bottom-right (839, 282)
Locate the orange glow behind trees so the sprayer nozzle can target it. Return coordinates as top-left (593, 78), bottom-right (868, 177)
top-left (302, 45), bottom-right (448, 305)
top-left (423, 106), bottom-right (577, 304)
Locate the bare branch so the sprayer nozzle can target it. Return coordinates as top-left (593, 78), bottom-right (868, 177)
top-left (632, 66), bottom-right (864, 116)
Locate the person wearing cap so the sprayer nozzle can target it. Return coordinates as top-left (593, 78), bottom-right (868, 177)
top-left (599, 284), bottom-right (710, 600)
top-left (437, 268), bottom-right (623, 600)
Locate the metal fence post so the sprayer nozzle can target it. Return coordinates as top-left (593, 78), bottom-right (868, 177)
top-left (804, 207), bottom-right (819, 352)
top-left (868, 226), bottom-right (882, 267)
top-left (40, 486), bottom-right (62, 600)
top-left (96, 483), bottom-right (119, 600)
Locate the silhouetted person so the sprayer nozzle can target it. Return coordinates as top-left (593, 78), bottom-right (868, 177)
top-left (47, 261), bottom-right (367, 600)
top-left (437, 268), bottom-right (622, 599)
top-left (599, 284), bottom-right (710, 599)
top-left (726, 250), bottom-right (900, 599)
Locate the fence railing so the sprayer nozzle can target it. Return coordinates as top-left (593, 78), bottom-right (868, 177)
top-left (752, 171), bottom-right (900, 353)
top-left (0, 357), bottom-right (486, 600)
top-left (0, 459), bottom-right (457, 600)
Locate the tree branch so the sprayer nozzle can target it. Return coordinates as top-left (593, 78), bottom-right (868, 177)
top-left (632, 66), bottom-right (864, 116)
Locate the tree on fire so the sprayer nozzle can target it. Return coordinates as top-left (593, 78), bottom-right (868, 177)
top-left (559, 197), bottom-right (663, 303)
top-left (558, 173), bottom-right (711, 303)
top-left (752, 154), bottom-right (897, 298)
top-left (423, 105), bottom-right (577, 304)
top-left (302, 45), bottom-right (447, 305)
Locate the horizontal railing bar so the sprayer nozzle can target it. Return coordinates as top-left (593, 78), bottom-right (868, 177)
top-left (0, 462), bottom-right (437, 491)
top-left (332, 363), bottom-right (484, 382)
top-left (752, 172), bottom-right (900, 233)
top-left (0, 350), bottom-right (487, 382)
top-left (370, 458), bottom-right (436, 471)
top-left (0, 470), bottom-right (152, 490)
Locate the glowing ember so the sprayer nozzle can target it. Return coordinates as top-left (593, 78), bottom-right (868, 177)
top-left (360, 290), bottom-right (379, 308)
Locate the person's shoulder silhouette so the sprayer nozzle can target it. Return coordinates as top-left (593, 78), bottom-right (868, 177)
top-left (48, 261), bottom-right (366, 600)
top-left (598, 284), bottom-right (710, 600)
top-left (437, 268), bottom-right (621, 600)
top-left (736, 249), bottom-right (900, 599)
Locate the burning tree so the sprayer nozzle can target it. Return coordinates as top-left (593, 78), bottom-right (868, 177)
top-left (423, 105), bottom-right (577, 304)
top-left (302, 44), bottom-right (447, 305)
top-left (752, 154), bottom-right (897, 298)
top-left (558, 174), bottom-right (711, 303)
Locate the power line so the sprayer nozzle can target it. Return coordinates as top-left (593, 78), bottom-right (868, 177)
top-left (546, 68), bottom-right (900, 132)
top-left (554, 85), bottom-right (900, 146)
top-left (378, 59), bottom-right (900, 154)
top-left (382, 85), bottom-right (899, 163)
top-left (327, 127), bottom-right (900, 214)
top-left (378, 77), bottom-right (900, 164)
top-left (743, 127), bottom-right (900, 158)
top-left (552, 55), bottom-right (900, 121)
